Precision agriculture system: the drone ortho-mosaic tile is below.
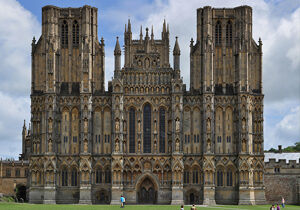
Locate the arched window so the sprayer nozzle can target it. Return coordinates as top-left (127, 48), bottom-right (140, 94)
top-left (105, 168), bottom-right (111, 183)
top-left (96, 168), bottom-right (103, 183)
top-left (227, 170), bottom-right (233, 186)
top-left (143, 103), bottom-right (151, 153)
top-left (215, 21), bottom-right (222, 45)
top-left (226, 21), bottom-right (232, 45)
top-left (184, 169), bottom-right (190, 184)
top-left (159, 107), bottom-right (166, 153)
top-left (62, 169), bottom-right (68, 186)
top-left (71, 169), bottom-right (77, 186)
top-left (217, 170), bottom-right (223, 186)
top-left (129, 108), bottom-right (135, 153)
top-left (61, 20), bottom-right (68, 48)
top-left (72, 20), bottom-right (79, 46)
top-left (193, 170), bottom-right (199, 184)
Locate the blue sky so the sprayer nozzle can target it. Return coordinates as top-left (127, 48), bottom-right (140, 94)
top-left (0, 0), bottom-right (299, 158)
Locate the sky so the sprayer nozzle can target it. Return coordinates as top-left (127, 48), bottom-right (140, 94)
top-left (0, 0), bottom-right (299, 159)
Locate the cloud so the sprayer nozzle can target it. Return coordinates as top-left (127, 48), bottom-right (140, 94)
top-left (0, 0), bottom-right (39, 158)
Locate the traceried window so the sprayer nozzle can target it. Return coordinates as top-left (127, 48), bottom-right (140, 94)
top-left (226, 21), bottom-right (232, 45)
top-left (159, 108), bottom-right (166, 153)
top-left (215, 21), bottom-right (222, 45)
top-left (105, 169), bottom-right (111, 183)
top-left (72, 20), bottom-right (79, 46)
top-left (217, 170), bottom-right (223, 186)
top-left (15, 168), bottom-right (20, 177)
top-left (61, 20), bottom-right (68, 48)
top-left (143, 103), bottom-right (151, 153)
top-left (129, 108), bottom-right (136, 153)
top-left (193, 171), bottom-right (199, 184)
top-left (62, 170), bottom-right (68, 186)
top-left (96, 168), bottom-right (103, 183)
top-left (71, 169), bottom-right (77, 186)
top-left (184, 171), bottom-right (190, 184)
top-left (227, 171), bottom-right (233, 186)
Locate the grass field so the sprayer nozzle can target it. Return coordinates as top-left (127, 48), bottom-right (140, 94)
top-left (0, 203), bottom-right (300, 210)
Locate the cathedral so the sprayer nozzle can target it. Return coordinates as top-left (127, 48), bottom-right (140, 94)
top-left (23, 5), bottom-right (266, 205)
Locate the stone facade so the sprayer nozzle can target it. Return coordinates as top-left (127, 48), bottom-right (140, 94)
top-left (23, 5), bottom-right (266, 204)
top-left (265, 152), bottom-right (300, 204)
top-left (0, 159), bottom-right (28, 201)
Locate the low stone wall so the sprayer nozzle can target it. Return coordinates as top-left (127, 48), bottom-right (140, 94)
top-left (265, 174), bottom-right (299, 204)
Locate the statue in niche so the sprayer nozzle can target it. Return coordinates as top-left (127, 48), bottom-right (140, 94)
top-left (48, 119), bottom-right (52, 133)
top-left (138, 59), bottom-right (142, 67)
top-left (154, 120), bottom-right (157, 133)
top-left (48, 139), bottom-right (53, 153)
top-left (258, 143), bottom-right (261, 153)
top-left (84, 119), bottom-right (88, 133)
top-left (154, 140), bottom-right (157, 153)
top-left (145, 58), bottom-right (150, 69)
top-left (115, 119), bottom-right (120, 132)
top-left (242, 140), bottom-right (246, 152)
top-left (242, 119), bottom-right (246, 132)
top-left (123, 120), bottom-right (127, 131)
top-left (138, 141), bottom-right (141, 152)
top-left (84, 140), bottom-right (88, 153)
top-left (206, 119), bottom-right (211, 132)
top-left (168, 141), bottom-right (172, 153)
top-left (138, 120), bottom-right (141, 132)
top-left (207, 139), bottom-right (211, 152)
top-left (115, 140), bottom-right (120, 152)
top-left (175, 118), bottom-right (180, 132)
top-left (175, 139), bottom-right (180, 152)
top-left (123, 141), bottom-right (126, 153)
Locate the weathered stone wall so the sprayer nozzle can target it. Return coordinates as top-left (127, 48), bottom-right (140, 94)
top-left (265, 174), bottom-right (298, 204)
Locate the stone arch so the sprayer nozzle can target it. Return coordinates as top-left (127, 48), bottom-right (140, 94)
top-left (136, 173), bottom-right (159, 204)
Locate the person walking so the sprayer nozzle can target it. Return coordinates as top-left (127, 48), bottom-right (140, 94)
top-left (120, 195), bottom-right (124, 208)
top-left (270, 204), bottom-right (275, 210)
top-left (191, 204), bottom-right (196, 210)
top-left (282, 197), bottom-right (285, 208)
top-left (180, 204), bottom-right (184, 210)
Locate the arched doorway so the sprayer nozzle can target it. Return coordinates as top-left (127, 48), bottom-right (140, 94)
top-left (95, 189), bottom-right (110, 204)
top-left (16, 184), bottom-right (26, 202)
top-left (137, 177), bottom-right (157, 204)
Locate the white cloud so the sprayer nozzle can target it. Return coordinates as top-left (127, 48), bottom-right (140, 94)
top-left (0, 0), bottom-right (39, 158)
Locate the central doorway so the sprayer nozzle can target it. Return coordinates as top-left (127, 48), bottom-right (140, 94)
top-left (137, 177), bottom-right (157, 204)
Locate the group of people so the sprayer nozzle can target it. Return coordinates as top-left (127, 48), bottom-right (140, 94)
top-left (270, 197), bottom-right (285, 210)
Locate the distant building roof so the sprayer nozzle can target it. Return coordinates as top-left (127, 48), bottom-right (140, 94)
top-left (265, 152), bottom-right (300, 163)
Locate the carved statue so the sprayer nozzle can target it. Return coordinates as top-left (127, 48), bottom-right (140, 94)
top-left (175, 118), bottom-right (180, 132)
top-left (138, 141), bottom-right (141, 152)
top-left (115, 120), bottom-right (120, 132)
top-left (207, 119), bottom-right (211, 132)
top-left (123, 120), bottom-right (127, 131)
top-left (138, 120), bottom-right (141, 132)
top-left (242, 119), bottom-right (246, 132)
top-left (242, 140), bottom-right (246, 152)
top-left (175, 139), bottom-right (180, 152)
top-left (207, 139), bottom-right (211, 152)
top-left (154, 120), bottom-right (157, 133)
top-left (115, 140), bottom-right (120, 152)
top-left (84, 140), bottom-right (88, 153)
top-left (84, 119), bottom-right (88, 133)
top-left (48, 139), bottom-right (52, 153)
top-left (48, 119), bottom-right (52, 133)
top-left (154, 140), bottom-right (157, 152)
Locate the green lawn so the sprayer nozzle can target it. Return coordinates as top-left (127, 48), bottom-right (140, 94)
top-left (0, 203), bottom-right (300, 210)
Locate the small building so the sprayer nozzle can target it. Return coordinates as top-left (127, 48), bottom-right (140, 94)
top-left (265, 146), bottom-right (300, 204)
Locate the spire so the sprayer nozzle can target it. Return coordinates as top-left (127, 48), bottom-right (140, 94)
top-left (163, 19), bottom-right (166, 33)
top-left (140, 25), bottom-right (143, 41)
top-left (145, 27), bottom-right (149, 38)
top-left (125, 24), bottom-right (127, 33)
top-left (151, 25), bottom-right (154, 40)
top-left (128, 19), bottom-right (131, 33)
top-left (114, 37), bottom-right (121, 55)
top-left (173, 37), bottom-right (180, 55)
top-left (167, 23), bottom-right (169, 33)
